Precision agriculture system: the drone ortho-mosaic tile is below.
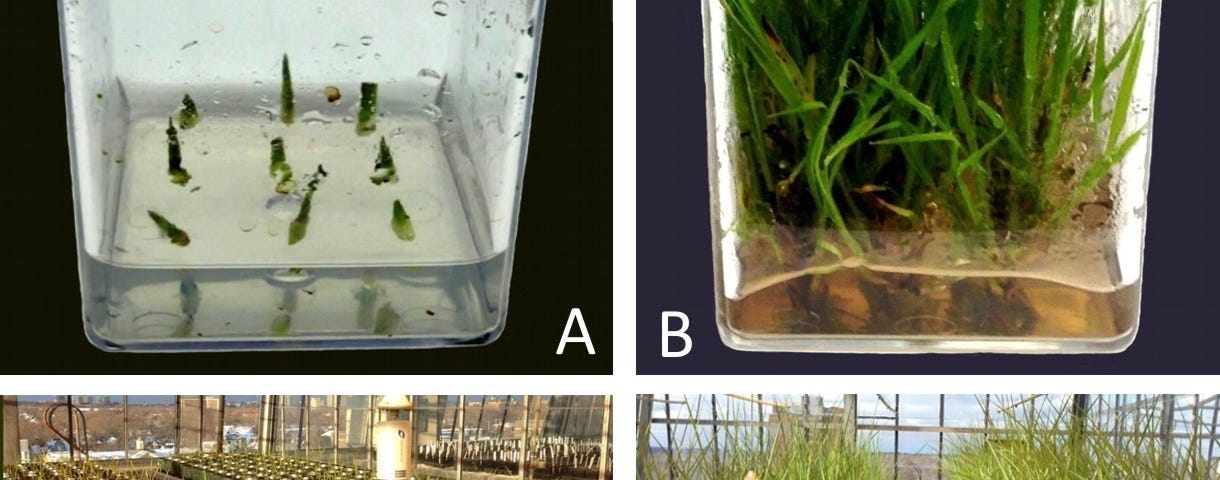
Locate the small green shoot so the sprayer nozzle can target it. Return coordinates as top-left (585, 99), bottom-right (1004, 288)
top-left (370, 136), bottom-right (398, 185)
top-left (178, 94), bottom-right (200, 129)
top-left (148, 210), bottom-right (190, 246)
top-left (357, 82), bottom-right (378, 135)
top-left (269, 137), bottom-right (295, 194)
top-left (391, 199), bottom-right (415, 241)
top-left (165, 117), bottom-right (191, 186)
top-left (280, 53), bottom-right (295, 125)
top-left (287, 165), bottom-right (328, 245)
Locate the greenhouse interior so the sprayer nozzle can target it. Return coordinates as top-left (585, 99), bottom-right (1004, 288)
top-left (2, 395), bottom-right (612, 480)
top-left (638, 394), bottom-right (1219, 479)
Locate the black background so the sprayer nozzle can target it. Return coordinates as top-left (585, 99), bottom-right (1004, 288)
top-left (638, 1), bottom-right (1220, 374)
top-left (4, 1), bottom-right (611, 374)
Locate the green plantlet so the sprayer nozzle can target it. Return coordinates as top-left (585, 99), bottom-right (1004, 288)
top-left (280, 53), bottom-right (295, 125)
top-left (165, 117), bottom-right (191, 186)
top-left (178, 94), bottom-right (200, 129)
top-left (357, 82), bottom-right (378, 135)
top-left (148, 210), bottom-right (190, 246)
top-left (288, 164), bottom-right (328, 245)
top-left (391, 199), bottom-right (415, 241)
top-left (721, 0), bottom-right (1148, 247)
top-left (269, 137), bottom-right (295, 194)
top-left (370, 136), bottom-right (398, 185)
top-left (373, 302), bottom-right (401, 335)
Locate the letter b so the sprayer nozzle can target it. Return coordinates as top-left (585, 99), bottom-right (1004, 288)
top-left (662, 311), bottom-right (692, 358)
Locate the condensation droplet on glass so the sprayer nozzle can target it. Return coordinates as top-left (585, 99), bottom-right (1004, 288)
top-left (374, 53), bottom-right (381, 60)
top-left (181, 40), bottom-right (199, 50)
top-left (302, 110), bottom-right (332, 125)
top-left (421, 104), bottom-right (443, 122)
top-left (418, 68), bottom-right (442, 80)
top-left (333, 42), bottom-right (349, 49)
top-left (482, 10), bottom-right (496, 28)
top-left (342, 115), bottom-right (355, 124)
top-left (360, 36), bottom-right (373, 46)
top-left (209, 22), bottom-right (223, 34)
top-left (239, 218), bottom-right (257, 232)
top-left (254, 80), bottom-right (263, 87)
top-left (432, 1), bottom-right (449, 16)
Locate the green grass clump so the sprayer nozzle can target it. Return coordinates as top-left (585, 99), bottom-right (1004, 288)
top-left (943, 396), bottom-right (1212, 479)
top-left (722, 0), bottom-right (1149, 260)
top-left (641, 397), bottom-right (890, 479)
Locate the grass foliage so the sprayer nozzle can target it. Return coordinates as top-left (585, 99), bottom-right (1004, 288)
top-left (641, 397), bottom-right (890, 479)
top-left (722, 0), bottom-right (1149, 258)
top-left (943, 396), bottom-right (1215, 480)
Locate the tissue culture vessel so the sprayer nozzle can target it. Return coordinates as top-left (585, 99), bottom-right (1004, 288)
top-left (59, 0), bottom-right (545, 350)
top-left (705, 0), bottom-right (1161, 352)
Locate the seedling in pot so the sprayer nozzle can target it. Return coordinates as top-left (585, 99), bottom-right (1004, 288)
top-left (148, 210), bottom-right (190, 246)
top-left (391, 199), bottom-right (415, 241)
top-left (269, 137), bottom-right (295, 194)
top-left (178, 94), bottom-right (200, 129)
top-left (280, 53), bottom-right (295, 125)
top-left (357, 82), bottom-right (377, 135)
top-left (287, 164), bottom-right (329, 245)
top-left (370, 136), bottom-right (398, 185)
top-left (165, 117), bottom-right (191, 186)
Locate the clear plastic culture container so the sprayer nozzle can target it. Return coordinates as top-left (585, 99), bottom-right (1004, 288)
top-left (59, 0), bottom-right (545, 351)
top-left (703, 0), bottom-right (1161, 352)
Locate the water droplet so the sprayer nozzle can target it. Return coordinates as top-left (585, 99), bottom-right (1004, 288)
top-left (421, 104), bottom-right (442, 121)
top-left (301, 110), bottom-right (332, 125)
top-left (333, 42), bottom-right (349, 49)
top-left (417, 68), bottom-right (441, 80)
top-left (254, 80), bottom-right (263, 87)
top-left (374, 53), bottom-right (381, 60)
top-left (432, 1), bottom-right (449, 16)
top-left (208, 22), bottom-right (223, 33)
top-left (266, 268), bottom-right (317, 288)
top-left (239, 218), bottom-right (257, 232)
top-left (259, 95), bottom-right (269, 103)
top-left (360, 36), bottom-right (373, 46)
top-left (342, 115), bottom-right (355, 124)
top-left (181, 40), bottom-right (199, 50)
top-left (482, 11), bottom-right (497, 28)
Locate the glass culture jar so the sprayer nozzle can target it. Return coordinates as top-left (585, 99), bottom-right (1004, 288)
top-left (703, 0), bottom-right (1161, 352)
top-left (59, 0), bottom-right (545, 351)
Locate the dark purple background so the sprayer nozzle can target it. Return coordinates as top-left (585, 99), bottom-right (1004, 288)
top-left (637, 0), bottom-right (1220, 374)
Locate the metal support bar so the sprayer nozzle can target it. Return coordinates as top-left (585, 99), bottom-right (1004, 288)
top-left (597, 395), bottom-right (612, 480)
top-left (217, 396), bottom-right (226, 454)
top-left (174, 396), bottom-right (181, 457)
top-left (520, 396), bottom-right (531, 480)
top-left (123, 397), bottom-right (129, 459)
top-left (456, 395), bottom-right (465, 479)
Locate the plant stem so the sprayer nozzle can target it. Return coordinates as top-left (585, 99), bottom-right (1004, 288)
top-left (370, 136), bottom-right (398, 185)
top-left (148, 210), bottom-right (190, 246)
top-left (179, 94), bottom-right (200, 129)
top-left (281, 54), bottom-right (295, 125)
top-left (357, 82), bottom-right (377, 135)
top-left (391, 199), bottom-right (415, 241)
top-left (166, 117), bottom-right (191, 186)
